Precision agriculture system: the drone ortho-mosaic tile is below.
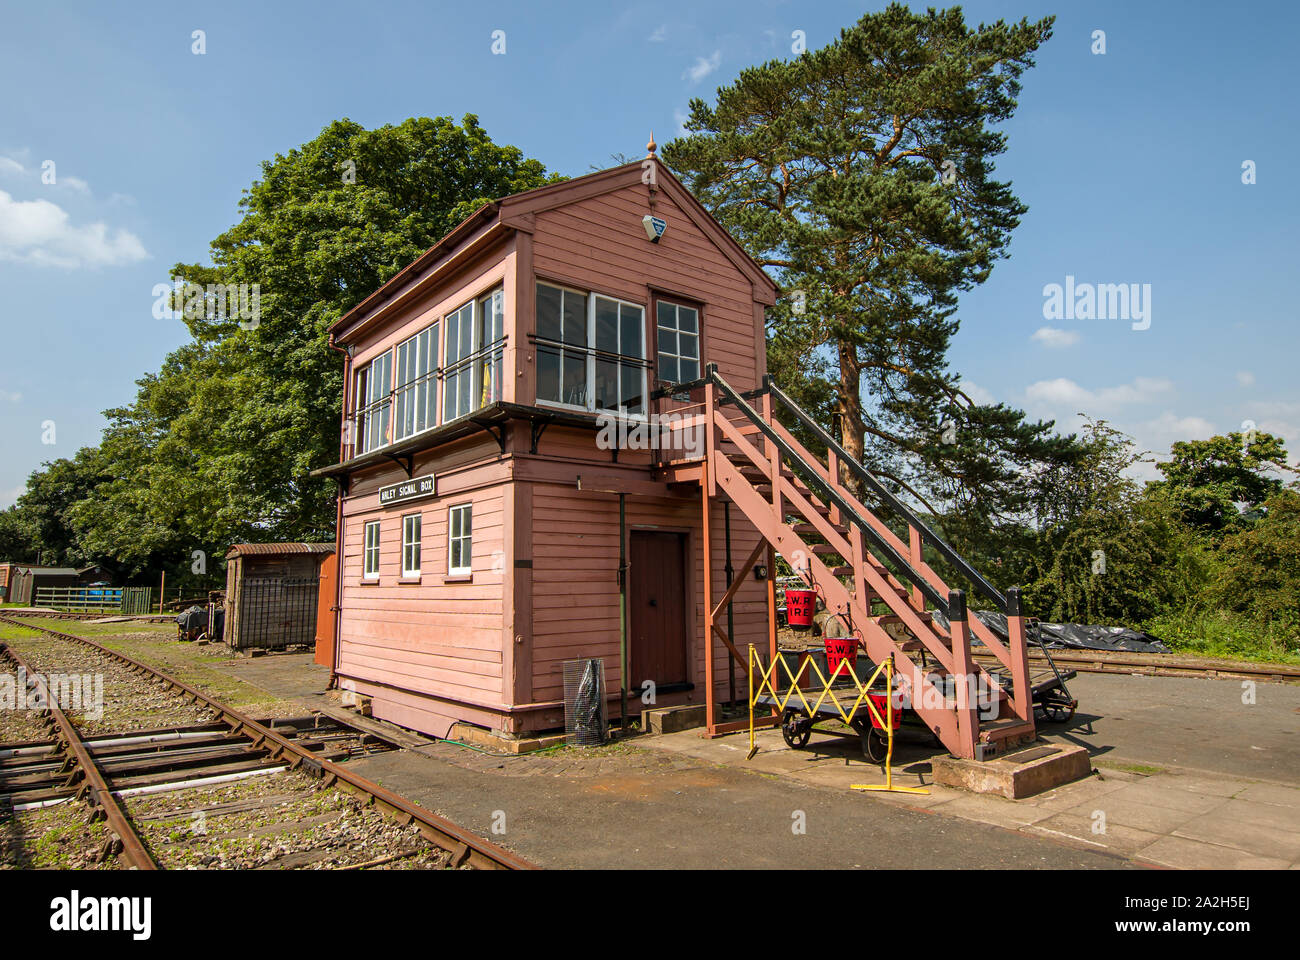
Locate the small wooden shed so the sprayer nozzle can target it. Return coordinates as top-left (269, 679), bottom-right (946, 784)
top-left (223, 543), bottom-right (336, 652)
top-left (7, 565), bottom-right (103, 605)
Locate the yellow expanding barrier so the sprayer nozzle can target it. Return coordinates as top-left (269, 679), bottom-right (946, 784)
top-left (746, 646), bottom-right (929, 796)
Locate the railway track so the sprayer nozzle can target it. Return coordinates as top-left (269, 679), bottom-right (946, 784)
top-left (0, 615), bottom-right (534, 870)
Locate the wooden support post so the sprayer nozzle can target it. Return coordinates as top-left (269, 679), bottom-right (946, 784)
top-left (948, 589), bottom-right (977, 759)
top-left (908, 526), bottom-right (924, 612)
top-left (701, 468), bottom-right (716, 735)
top-left (766, 543), bottom-right (778, 703)
top-left (1006, 587), bottom-right (1033, 724)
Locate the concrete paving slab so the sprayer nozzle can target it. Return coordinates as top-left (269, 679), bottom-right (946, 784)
top-left (1137, 835), bottom-right (1291, 870)
top-left (1171, 802), bottom-right (1300, 861)
top-left (1096, 780), bottom-right (1233, 814)
top-left (1029, 812), bottom-right (1162, 857)
top-left (934, 793), bottom-right (1059, 828)
top-left (1063, 796), bottom-right (1208, 834)
top-left (1235, 781), bottom-right (1300, 809)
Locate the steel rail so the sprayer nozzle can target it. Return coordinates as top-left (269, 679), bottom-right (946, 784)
top-left (0, 615), bottom-right (536, 870)
top-left (0, 640), bottom-right (158, 869)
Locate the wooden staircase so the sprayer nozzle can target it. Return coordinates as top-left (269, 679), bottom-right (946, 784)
top-left (693, 369), bottom-right (1039, 760)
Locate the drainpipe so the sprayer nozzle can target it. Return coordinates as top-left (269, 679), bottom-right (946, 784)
top-left (327, 334), bottom-right (351, 687)
top-left (619, 493), bottom-right (629, 735)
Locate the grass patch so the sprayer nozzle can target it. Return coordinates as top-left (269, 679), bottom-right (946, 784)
top-left (1143, 611), bottom-right (1300, 665)
top-left (1103, 762), bottom-right (1167, 777)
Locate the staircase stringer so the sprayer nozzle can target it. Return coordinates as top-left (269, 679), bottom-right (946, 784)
top-left (714, 454), bottom-right (966, 755)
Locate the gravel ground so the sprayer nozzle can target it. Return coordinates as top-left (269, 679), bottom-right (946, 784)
top-left (0, 802), bottom-right (120, 869)
top-left (0, 631), bottom-right (216, 735)
top-left (128, 769), bottom-right (455, 870)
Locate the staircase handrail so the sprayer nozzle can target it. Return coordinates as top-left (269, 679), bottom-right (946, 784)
top-left (708, 368), bottom-right (949, 617)
top-left (762, 376), bottom-right (1008, 615)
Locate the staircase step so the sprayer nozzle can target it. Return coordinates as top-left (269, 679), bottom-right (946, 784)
top-left (875, 612), bottom-right (933, 626)
top-left (811, 544), bottom-right (845, 557)
top-left (977, 718), bottom-right (1036, 743)
top-left (792, 522), bottom-right (848, 536)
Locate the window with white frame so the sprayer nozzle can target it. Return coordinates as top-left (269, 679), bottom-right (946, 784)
top-left (355, 351), bottom-right (393, 454)
top-left (394, 323), bottom-right (438, 441)
top-left (476, 288), bottom-right (505, 408)
top-left (401, 513), bottom-right (422, 577)
top-left (443, 301), bottom-right (475, 421)
top-left (536, 282), bottom-right (588, 408)
top-left (448, 504), bottom-right (472, 576)
top-left (443, 286), bottom-right (505, 423)
top-left (655, 301), bottom-right (700, 384)
top-left (536, 282), bottom-right (646, 415)
top-left (362, 520), bottom-right (381, 580)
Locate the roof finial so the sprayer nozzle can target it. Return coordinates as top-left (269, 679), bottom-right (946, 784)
top-left (646, 132), bottom-right (657, 158)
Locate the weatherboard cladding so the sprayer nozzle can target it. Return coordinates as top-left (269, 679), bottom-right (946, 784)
top-left (328, 157), bottom-right (772, 737)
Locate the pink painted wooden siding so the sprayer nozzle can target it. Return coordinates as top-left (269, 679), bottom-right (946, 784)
top-left (328, 160), bottom-right (776, 738)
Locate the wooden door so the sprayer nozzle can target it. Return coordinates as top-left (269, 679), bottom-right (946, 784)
top-left (628, 531), bottom-right (689, 690)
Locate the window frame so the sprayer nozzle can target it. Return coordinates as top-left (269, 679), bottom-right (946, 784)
top-left (443, 284), bottom-right (506, 424)
top-left (393, 322), bottom-right (439, 443)
top-left (355, 350), bottom-right (394, 455)
top-left (401, 513), bottom-right (422, 579)
top-left (534, 281), bottom-right (591, 414)
top-left (653, 299), bottom-right (702, 387)
top-left (447, 503), bottom-right (473, 577)
top-left (362, 520), bottom-right (382, 581)
top-left (534, 281), bottom-right (648, 417)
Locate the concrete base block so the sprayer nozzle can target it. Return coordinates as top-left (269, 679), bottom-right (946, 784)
top-left (448, 722), bottom-right (567, 754)
top-left (932, 742), bottom-right (1092, 799)
top-left (642, 704), bottom-right (707, 735)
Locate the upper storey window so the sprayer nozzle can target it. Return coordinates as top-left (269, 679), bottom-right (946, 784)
top-left (536, 282), bottom-right (646, 416)
top-left (655, 301), bottom-right (700, 385)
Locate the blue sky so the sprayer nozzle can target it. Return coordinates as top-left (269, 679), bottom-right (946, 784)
top-left (1, 0), bottom-right (1297, 506)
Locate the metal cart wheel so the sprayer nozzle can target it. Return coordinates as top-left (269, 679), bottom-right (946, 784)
top-left (1044, 702), bottom-right (1076, 723)
top-left (781, 709), bottom-right (811, 749)
top-left (860, 724), bottom-right (888, 763)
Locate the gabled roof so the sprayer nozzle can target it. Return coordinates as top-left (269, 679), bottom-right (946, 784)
top-left (330, 157), bottom-right (778, 343)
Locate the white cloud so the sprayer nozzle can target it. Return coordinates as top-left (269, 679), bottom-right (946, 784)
top-left (1030, 326), bottom-right (1081, 349)
top-left (0, 486), bottom-right (24, 509)
top-left (0, 156), bottom-right (24, 177)
top-left (1024, 376), bottom-right (1172, 414)
top-left (0, 189), bottom-right (148, 268)
top-left (1236, 370), bottom-right (1255, 387)
top-left (0, 388), bottom-right (20, 403)
top-left (673, 107), bottom-right (692, 137)
top-left (684, 50), bottom-right (721, 84)
top-left (961, 380), bottom-right (996, 406)
top-left (59, 175), bottom-right (91, 194)
top-left (648, 25), bottom-right (667, 43)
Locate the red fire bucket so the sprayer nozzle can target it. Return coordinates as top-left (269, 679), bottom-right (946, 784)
top-left (824, 637), bottom-right (858, 677)
top-left (785, 589), bottom-right (817, 627)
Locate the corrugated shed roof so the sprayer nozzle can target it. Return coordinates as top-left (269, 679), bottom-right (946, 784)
top-left (225, 542), bottom-right (336, 559)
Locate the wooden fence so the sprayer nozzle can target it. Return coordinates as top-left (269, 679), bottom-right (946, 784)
top-left (34, 586), bottom-right (154, 615)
